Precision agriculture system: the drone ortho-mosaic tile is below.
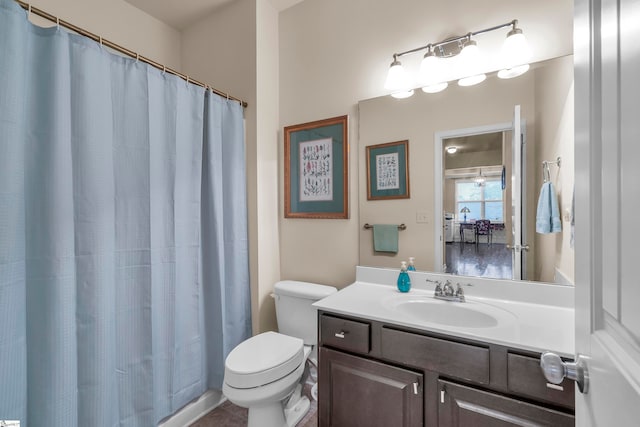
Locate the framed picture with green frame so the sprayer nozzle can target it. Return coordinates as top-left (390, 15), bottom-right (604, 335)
top-left (284, 115), bottom-right (349, 219)
top-left (366, 140), bottom-right (410, 200)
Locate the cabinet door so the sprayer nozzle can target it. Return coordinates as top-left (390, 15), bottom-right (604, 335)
top-left (319, 347), bottom-right (423, 427)
top-left (438, 380), bottom-right (574, 427)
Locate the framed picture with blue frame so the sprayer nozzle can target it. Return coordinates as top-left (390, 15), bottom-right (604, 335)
top-left (284, 115), bottom-right (349, 219)
top-left (366, 140), bottom-right (410, 200)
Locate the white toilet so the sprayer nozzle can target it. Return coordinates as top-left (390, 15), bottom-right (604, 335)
top-left (222, 280), bottom-right (337, 427)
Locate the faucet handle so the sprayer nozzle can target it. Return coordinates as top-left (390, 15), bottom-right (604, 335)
top-left (442, 280), bottom-right (455, 296)
top-left (431, 280), bottom-right (443, 295)
top-left (455, 283), bottom-right (465, 301)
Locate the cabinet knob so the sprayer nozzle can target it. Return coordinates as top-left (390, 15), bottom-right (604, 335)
top-left (334, 331), bottom-right (346, 339)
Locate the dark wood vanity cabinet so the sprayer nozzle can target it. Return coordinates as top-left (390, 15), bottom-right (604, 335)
top-left (318, 311), bottom-right (575, 427)
top-left (438, 380), bottom-right (574, 426)
top-left (319, 347), bottom-right (423, 427)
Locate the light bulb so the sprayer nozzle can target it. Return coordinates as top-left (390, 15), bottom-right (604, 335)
top-left (384, 59), bottom-right (409, 91)
top-left (457, 38), bottom-right (486, 85)
top-left (420, 51), bottom-right (446, 83)
top-left (422, 82), bottom-right (448, 93)
top-left (502, 27), bottom-right (532, 68)
top-left (458, 74), bottom-right (486, 87)
top-left (460, 39), bottom-right (480, 59)
top-left (419, 49), bottom-right (448, 93)
top-left (390, 89), bottom-right (415, 99)
top-left (498, 64), bottom-right (530, 79)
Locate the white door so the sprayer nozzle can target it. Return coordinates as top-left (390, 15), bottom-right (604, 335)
top-left (510, 105), bottom-right (527, 280)
top-left (573, 0), bottom-right (640, 424)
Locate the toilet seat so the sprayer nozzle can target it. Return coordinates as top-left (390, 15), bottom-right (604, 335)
top-left (224, 331), bottom-right (304, 389)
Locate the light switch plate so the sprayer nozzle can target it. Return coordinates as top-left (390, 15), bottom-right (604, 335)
top-left (416, 212), bottom-right (429, 223)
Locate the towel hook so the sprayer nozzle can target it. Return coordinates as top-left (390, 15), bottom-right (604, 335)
top-left (542, 156), bottom-right (561, 183)
top-left (543, 163), bottom-right (551, 183)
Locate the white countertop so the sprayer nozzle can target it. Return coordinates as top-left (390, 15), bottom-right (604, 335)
top-left (313, 266), bottom-right (575, 358)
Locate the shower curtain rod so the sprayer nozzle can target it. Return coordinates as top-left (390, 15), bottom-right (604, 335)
top-left (15, 0), bottom-right (248, 108)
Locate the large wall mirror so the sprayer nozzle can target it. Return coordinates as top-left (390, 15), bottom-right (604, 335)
top-left (358, 55), bottom-right (574, 284)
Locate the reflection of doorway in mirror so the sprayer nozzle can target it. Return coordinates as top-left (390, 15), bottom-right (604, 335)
top-left (438, 124), bottom-right (521, 281)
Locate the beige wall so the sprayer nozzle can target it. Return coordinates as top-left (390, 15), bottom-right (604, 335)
top-left (278, 0), bottom-right (573, 291)
top-left (534, 55), bottom-right (575, 284)
top-left (28, 0), bottom-right (181, 69)
top-left (182, 0), bottom-right (282, 333)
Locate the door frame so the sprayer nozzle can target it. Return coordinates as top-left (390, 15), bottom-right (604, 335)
top-left (433, 121), bottom-right (513, 274)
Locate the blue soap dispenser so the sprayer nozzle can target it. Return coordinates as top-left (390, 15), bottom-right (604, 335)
top-left (407, 257), bottom-right (416, 271)
top-left (397, 261), bottom-right (411, 293)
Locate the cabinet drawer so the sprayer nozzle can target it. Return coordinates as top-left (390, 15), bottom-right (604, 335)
top-left (320, 314), bottom-right (370, 354)
top-left (380, 327), bottom-right (489, 384)
top-left (507, 353), bottom-right (575, 409)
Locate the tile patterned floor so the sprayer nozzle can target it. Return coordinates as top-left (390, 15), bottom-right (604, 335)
top-left (191, 364), bottom-right (318, 427)
top-left (190, 398), bottom-right (317, 427)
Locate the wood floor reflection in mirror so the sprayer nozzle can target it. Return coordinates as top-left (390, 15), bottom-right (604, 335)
top-left (444, 242), bottom-right (512, 280)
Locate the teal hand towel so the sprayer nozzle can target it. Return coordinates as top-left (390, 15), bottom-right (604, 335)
top-left (373, 224), bottom-right (399, 253)
top-left (536, 182), bottom-right (562, 234)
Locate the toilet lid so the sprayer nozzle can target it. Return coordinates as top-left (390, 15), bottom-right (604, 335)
top-left (224, 331), bottom-right (304, 389)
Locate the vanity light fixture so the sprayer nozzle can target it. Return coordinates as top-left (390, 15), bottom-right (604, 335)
top-left (446, 146), bottom-right (458, 154)
top-left (384, 19), bottom-right (532, 98)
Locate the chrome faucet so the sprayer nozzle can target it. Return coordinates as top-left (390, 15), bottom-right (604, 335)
top-left (429, 279), bottom-right (466, 302)
top-left (442, 280), bottom-right (455, 297)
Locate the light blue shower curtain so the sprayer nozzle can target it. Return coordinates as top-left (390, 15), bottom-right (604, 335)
top-left (0, 0), bottom-right (251, 425)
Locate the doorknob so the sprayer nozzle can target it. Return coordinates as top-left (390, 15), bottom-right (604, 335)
top-left (506, 244), bottom-right (530, 251)
top-left (540, 352), bottom-right (589, 394)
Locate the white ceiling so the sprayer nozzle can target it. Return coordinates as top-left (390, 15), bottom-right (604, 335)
top-left (125, 0), bottom-right (304, 30)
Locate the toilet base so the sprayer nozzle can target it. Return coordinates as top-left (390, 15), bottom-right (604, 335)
top-left (285, 395), bottom-right (310, 426)
top-left (247, 402), bottom-right (288, 427)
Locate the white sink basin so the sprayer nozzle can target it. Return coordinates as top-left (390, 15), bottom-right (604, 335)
top-left (384, 294), bottom-right (516, 329)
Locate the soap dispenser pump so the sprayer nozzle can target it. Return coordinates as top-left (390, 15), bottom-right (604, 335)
top-left (397, 261), bottom-right (411, 293)
top-left (407, 257), bottom-right (416, 271)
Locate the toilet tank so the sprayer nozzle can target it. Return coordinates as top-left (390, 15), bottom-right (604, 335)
top-left (274, 280), bottom-right (337, 346)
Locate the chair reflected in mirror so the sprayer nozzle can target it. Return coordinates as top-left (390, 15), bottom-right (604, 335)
top-left (475, 219), bottom-right (492, 245)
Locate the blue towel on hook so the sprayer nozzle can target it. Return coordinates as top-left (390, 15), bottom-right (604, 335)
top-left (536, 182), bottom-right (562, 234)
top-left (372, 224), bottom-right (399, 253)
